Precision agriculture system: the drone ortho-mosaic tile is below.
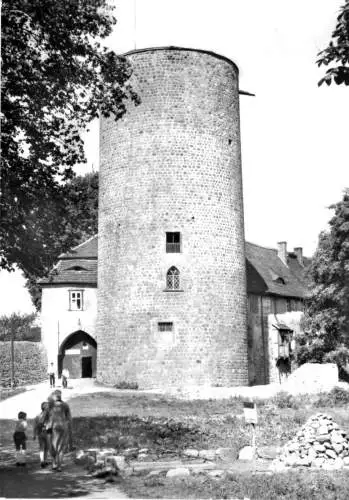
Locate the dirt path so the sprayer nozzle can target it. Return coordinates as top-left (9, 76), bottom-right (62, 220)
top-left (0, 425), bottom-right (128, 499)
top-left (0, 380), bottom-right (128, 498)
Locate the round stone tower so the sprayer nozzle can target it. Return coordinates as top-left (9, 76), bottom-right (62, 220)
top-left (97, 47), bottom-right (248, 389)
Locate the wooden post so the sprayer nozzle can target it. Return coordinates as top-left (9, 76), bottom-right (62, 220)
top-left (251, 423), bottom-right (256, 454)
top-left (244, 401), bottom-right (258, 458)
top-left (10, 323), bottom-right (15, 388)
top-left (57, 321), bottom-right (60, 377)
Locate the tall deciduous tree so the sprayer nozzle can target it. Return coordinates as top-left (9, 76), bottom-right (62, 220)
top-left (25, 172), bottom-right (99, 311)
top-left (296, 189), bottom-right (349, 378)
top-left (318, 0), bottom-right (349, 86)
top-left (1, 0), bottom-right (138, 273)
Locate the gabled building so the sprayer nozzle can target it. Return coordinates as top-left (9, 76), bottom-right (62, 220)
top-left (39, 235), bottom-right (309, 385)
top-left (246, 242), bottom-right (310, 384)
top-left (39, 236), bottom-right (98, 378)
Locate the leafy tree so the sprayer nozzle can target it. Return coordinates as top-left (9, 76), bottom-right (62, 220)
top-left (62, 171), bottom-right (99, 242)
top-left (25, 172), bottom-right (99, 311)
top-left (296, 189), bottom-right (349, 378)
top-left (318, 0), bottom-right (349, 86)
top-left (0, 312), bottom-right (38, 341)
top-left (1, 0), bottom-right (138, 273)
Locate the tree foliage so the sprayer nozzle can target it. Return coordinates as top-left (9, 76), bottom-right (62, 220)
top-left (25, 172), bottom-right (99, 311)
top-left (0, 312), bottom-right (38, 341)
top-left (1, 0), bottom-right (138, 273)
top-left (318, 0), bottom-right (349, 86)
top-left (296, 189), bottom-right (349, 378)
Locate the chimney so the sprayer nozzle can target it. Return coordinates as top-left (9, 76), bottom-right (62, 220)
top-left (294, 247), bottom-right (303, 267)
top-left (277, 241), bottom-right (288, 266)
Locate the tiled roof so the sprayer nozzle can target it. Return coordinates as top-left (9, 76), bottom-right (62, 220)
top-left (245, 242), bottom-right (310, 298)
top-left (40, 235), bottom-right (310, 297)
top-left (58, 235), bottom-right (98, 260)
top-left (39, 259), bottom-right (97, 286)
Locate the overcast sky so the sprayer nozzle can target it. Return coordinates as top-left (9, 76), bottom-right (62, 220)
top-left (1, 0), bottom-right (348, 315)
top-left (84, 0), bottom-right (348, 255)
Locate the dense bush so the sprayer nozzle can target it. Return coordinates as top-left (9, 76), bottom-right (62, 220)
top-left (114, 381), bottom-right (139, 390)
top-left (296, 191), bottom-right (349, 378)
top-left (314, 387), bottom-right (349, 407)
top-left (272, 391), bottom-right (300, 409)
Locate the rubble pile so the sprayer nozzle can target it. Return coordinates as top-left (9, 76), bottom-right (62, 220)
top-left (75, 446), bottom-right (229, 479)
top-left (280, 413), bottom-right (349, 469)
top-left (75, 448), bottom-right (130, 479)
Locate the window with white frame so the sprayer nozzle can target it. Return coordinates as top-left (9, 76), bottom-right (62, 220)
top-left (158, 322), bottom-right (173, 332)
top-left (166, 232), bottom-right (181, 253)
top-left (166, 266), bottom-right (180, 290)
top-left (69, 290), bottom-right (83, 311)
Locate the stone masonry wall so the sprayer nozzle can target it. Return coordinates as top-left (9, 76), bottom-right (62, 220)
top-left (0, 341), bottom-right (47, 387)
top-left (97, 48), bottom-right (248, 389)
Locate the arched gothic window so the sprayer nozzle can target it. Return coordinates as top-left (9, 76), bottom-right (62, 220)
top-left (166, 266), bottom-right (180, 290)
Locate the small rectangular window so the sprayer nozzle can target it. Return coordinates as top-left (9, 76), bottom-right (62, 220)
top-left (158, 322), bottom-right (173, 332)
top-left (166, 232), bottom-right (181, 253)
top-left (69, 290), bottom-right (83, 311)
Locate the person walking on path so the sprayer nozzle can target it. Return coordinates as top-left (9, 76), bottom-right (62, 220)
top-left (13, 411), bottom-right (27, 466)
top-left (48, 363), bottom-right (55, 388)
top-left (33, 402), bottom-right (50, 468)
top-left (47, 390), bottom-right (73, 471)
top-left (62, 368), bottom-right (69, 389)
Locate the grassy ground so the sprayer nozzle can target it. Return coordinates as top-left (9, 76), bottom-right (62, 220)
top-left (66, 387), bottom-right (349, 499)
top-left (122, 469), bottom-right (349, 499)
top-left (0, 386), bottom-right (27, 401)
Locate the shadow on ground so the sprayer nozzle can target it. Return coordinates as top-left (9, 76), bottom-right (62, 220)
top-left (0, 461), bottom-right (97, 498)
top-left (72, 414), bottom-right (212, 453)
top-left (0, 419), bottom-right (121, 499)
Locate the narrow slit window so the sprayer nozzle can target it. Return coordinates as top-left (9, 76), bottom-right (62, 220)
top-left (166, 266), bottom-right (180, 290)
top-left (158, 322), bottom-right (173, 332)
top-left (166, 232), bottom-right (181, 253)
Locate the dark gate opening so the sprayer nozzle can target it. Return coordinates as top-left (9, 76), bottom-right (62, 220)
top-left (81, 357), bottom-right (92, 378)
top-left (59, 330), bottom-right (97, 378)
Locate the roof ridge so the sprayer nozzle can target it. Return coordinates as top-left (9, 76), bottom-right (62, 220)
top-left (245, 241), bottom-right (278, 252)
top-left (69, 234), bottom-right (98, 252)
top-left (58, 234), bottom-right (98, 258)
top-left (246, 240), bottom-right (311, 260)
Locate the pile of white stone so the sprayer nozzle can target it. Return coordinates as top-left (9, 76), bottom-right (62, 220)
top-left (280, 413), bottom-right (349, 469)
top-left (75, 448), bottom-right (131, 479)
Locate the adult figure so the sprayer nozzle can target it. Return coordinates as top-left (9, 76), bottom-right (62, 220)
top-left (33, 402), bottom-right (50, 467)
top-left (48, 363), bottom-right (55, 388)
top-left (47, 390), bottom-right (72, 471)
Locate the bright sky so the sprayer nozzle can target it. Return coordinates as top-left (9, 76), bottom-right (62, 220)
top-left (1, 0), bottom-right (348, 315)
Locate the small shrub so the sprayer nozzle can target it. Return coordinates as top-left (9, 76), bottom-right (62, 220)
top-left (272, 391), bottom-right (299, 409)
top-left (144, 475), bottom-right (165, 487)
top-left (114, 381), bottom-right (139, 390)
top-left (293, 409), bottom-right (307, 425)
top-left (314, 386), bottom-right (349, 407)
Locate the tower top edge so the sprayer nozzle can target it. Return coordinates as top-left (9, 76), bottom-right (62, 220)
top-left (122, 46), bottom-right (239, 73)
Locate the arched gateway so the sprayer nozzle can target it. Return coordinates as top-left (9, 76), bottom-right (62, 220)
top-left (58, 330), bottom-right (97, 378)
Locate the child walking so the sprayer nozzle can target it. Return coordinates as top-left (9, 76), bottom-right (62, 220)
top-left (33, 402), bottom-right (50, 468)
top-left (62, 368), bottom-right (70, 389)
top-left (13, 411), bottom-right (27, 466)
